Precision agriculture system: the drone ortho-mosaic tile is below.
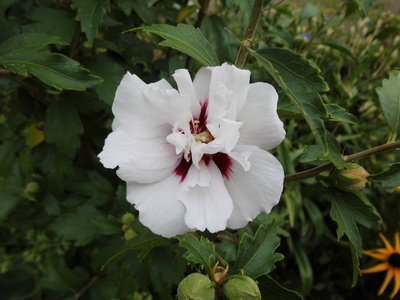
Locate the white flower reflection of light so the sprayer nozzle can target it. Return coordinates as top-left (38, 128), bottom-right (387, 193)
top-left (98, 63), bottom-right (286, 238)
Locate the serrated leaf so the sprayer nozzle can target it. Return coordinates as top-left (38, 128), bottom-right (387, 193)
top-left (102, 222), bottom-right (171, 270)
top-left (117, 0), bottom-right (156, 23)
top-left (233, 223), bottom-right (283, 279)
top-left (349, 241), bottom-right (361, 286)
top-left (328, 188), bottom-right (381, 257)
top-left (368, 163), bottom-right (400, 187)
top-left (176, 233), bottom-right (216, 268)
top-left (326, 104), bottom-right (359, 124)
top-left (376, 70), bottom-right (400, 139)
top-left (44, 100), bottom-right (83, 158)
top-left (0, 53), bottom-right (102, 90)
top-left (258, 275), bottom-right (304, 300)
top-left (250, 48), bottom-right (329, 154)
top-left (134, 23), bottom-right (219, 67)
top-left (50, 205), bottom-right (105, 246)
top-left (301, 131), bottom-right (345, 167)
top-left (0, 33), bottom-right (68, 56)
top-left (23, 8), bottom-right (78, 43)
top-left (40, 256), bottom-right (89, 291)
top-left (25, 122), bottom-right (44, 149)
top-left (72, 0), bottom-right (110, 44)
top-left (88, 54), bottom-right (126, 105)
top-left (322, 41), bottom-right (357, 61)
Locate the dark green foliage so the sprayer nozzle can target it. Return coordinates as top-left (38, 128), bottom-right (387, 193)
top-left (0, 0), bottom-right (399, 299)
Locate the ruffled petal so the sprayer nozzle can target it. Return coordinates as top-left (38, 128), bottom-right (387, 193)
top-left (173, 69), bottom-right (201, 116)
top-left (178, 160), bottom-right (233, 233)
top-left (207, 63), bottom-right (250, 122)
top-left (112, 72), bottom-right (191, 139)
top-left (237, 82), bottom-right (285, 150)
top-left (127, 175), bottom-right (192, 238)
top-left (98, 127), bottom-right (180, 183)
top-left (225, 145), bottom-right (284, 229)
top-left (193, 67), bottom-right (212, 104)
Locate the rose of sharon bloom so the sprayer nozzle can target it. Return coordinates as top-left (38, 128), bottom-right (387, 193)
top-left (98, 63), bottom-right (286, 238)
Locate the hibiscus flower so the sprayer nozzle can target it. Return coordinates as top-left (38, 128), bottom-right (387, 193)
top-left (98, 63), bottom-right (286, 238)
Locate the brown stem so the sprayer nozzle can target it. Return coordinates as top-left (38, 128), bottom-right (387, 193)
top-left (284, 141), bottom-right (400, 183)
top-left (234, 0), bottom-right (266, 69)
top-left (74, 270), bottom-right (106, 300)
top-left (186, 0), bottom-right (210, 71)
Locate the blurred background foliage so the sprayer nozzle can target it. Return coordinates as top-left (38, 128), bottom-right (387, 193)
top-left (0, 0), bottom-right (399, 299)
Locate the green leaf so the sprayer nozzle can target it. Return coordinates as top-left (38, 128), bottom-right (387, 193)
top-left (349, 241), bottom-right (361, 287)
top-left (88, 54), bottom-right (126, 105)
top-left (328, 188), bottom-right (381, 257)
top-left (176, 234), bottom-right (216, 269)
top-left (368, 163), bottom-right (400, 187)
top-left (22, 8), bottom-right (78, 43)
top-left (301, 131), bottom-right (345, 167)
top-left (50, 205), bottom-right (105, 246)
top-left (346, 0), bottom-right (374, 19)
top-left (250, 48), bottom-right (329, 154)
top-left (300, 3), bottom-right (320, 21)
top-left (321, 41), bottom-right (357, 61)
top-left (102, 223), bottom-right (171, 269)
top-left (258, 275), bottom-right (304, 300)
top-left (326, 104), bottom-right (359, 124)
top-left (233, 223), bottom-right (283, 279)
top-left (135, 24), bottom-right (219, 67)
top-left (376, 70), bottom-right (400, 139)
top-left (118, 0), bottom-right (156, 24)
top-left (292, 239), bottom-right (313, 296)
top-left (1, 53), bottom-right (103, 90)
top-left (44, 100), bottom-right (83, 158)
top-left (0, 33), bottom-right (68, 56)
top-left (68, 171), bottom-right (114, 206)
top-left (71, 0), bottom-right (110, 44)
top-left (0, 193), bottom-right (21, 220)
top-left (40, 256), bottom-right (89, 291)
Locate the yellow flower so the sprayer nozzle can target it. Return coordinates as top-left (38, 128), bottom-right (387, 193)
top-left (396, 186), bottom-right (400, 192)
top-left (362, 233), bottom-right (400, 299)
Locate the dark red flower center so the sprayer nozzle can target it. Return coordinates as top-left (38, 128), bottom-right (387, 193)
top-left (173, 101), bottom-right (233, 182)
top-left (388, 253), bottom-right (400, 268)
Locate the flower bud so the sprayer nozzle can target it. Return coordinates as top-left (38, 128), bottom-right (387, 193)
top-left (121, 212), bottom-right (135, 225)
top-left (124, 229), bottom-right (137, 240)
top-left (25, 182), bottom-right (40, 194)
top-left (330, 163), bottom-right (369, 192)
top-left (177, 273), bottom-right (215, 300)
top-left (222, 275), bottom-right (261, 300)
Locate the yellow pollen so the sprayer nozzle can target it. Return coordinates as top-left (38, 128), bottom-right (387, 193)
top-left (194, 131), bottom-right (212, 144)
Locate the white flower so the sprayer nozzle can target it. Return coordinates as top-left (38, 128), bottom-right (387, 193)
top-left (98, 63), bottom-right (286, 238)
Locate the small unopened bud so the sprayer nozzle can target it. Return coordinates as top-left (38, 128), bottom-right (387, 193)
top-left (121, 212), bottom-right (135, 225)
top-left (222, 275), bottom-right (261, 300)
top-left (124, 229), bottom-right (137, 240)
top-left (177, 273), bottom-right (215, 300)
top-left (330, 163), bottom-right (369, 192)
top-left (25, 182), bottom-right (40, 194)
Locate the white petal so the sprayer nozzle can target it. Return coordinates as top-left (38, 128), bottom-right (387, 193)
top-left (225, 145), bottom-right (284, 229)
top-left (98, 127), bottom-right (180, 183)
top-left (207, 118), bottom-right (243, 153)
top-left (112, 72), bottom-right (190, 139)
top-left (173, 69), bottom-right (201, 116)
top-left (207, 63), bottom-right (250, 122)
top-left (178, 160), bottom-right (233, 233)
top-left (193, 67), bottom-right (212, 104)
top-left (127, 175), bottom-right (192, 238)
top-left (237, 82), bottom-right (285, 150)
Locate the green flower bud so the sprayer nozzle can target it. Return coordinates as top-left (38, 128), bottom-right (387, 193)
top-left (124, 229), bottom-right (137, 240)
top-left (330, 163), bottom-right (369, 192)
top-left (121, 212), bottom-right (135, 225)
top-left (222, 275), bottom-right (261, 300)
top-left (25, 182), bottom-right (40, 194)
top-left (177, 273), bottom-right (215, 300)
